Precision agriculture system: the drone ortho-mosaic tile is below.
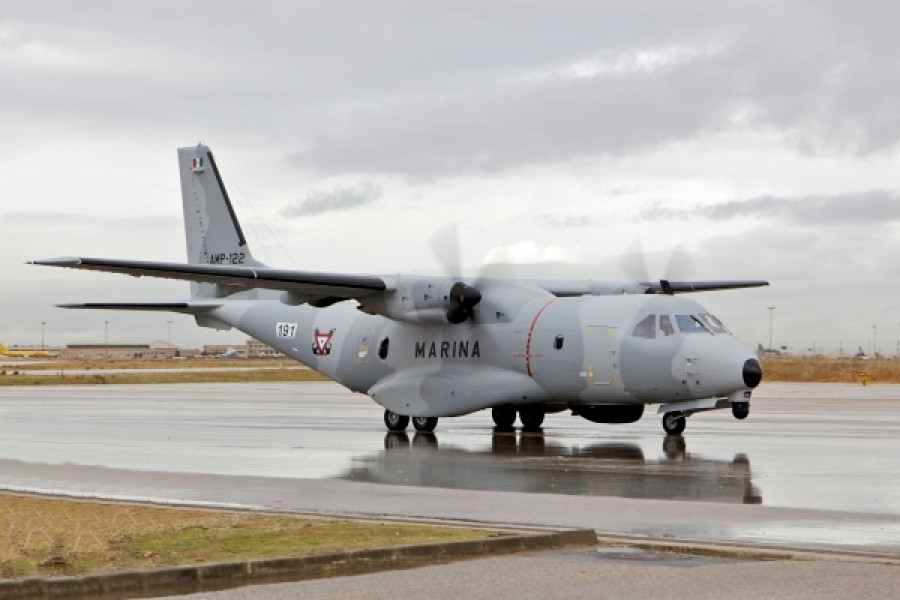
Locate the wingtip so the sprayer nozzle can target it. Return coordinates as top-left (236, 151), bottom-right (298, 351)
top-left (28, 257), bottom-right (83, 266)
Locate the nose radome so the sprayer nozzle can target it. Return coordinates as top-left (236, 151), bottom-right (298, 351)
top-left (743, 358), bottom-right (762, 388)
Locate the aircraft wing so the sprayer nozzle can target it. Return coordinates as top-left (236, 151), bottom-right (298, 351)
top-left (30, 257), bottom-right (388, 302)
top-left (32, 257), bottom-right (766, 304)
top-left (541, 279), bottom-right (769, 296)
top-left (642, 280), bottom-right (769, 294)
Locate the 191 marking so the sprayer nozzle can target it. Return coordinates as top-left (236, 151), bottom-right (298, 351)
top-left (276, 322), bottom-right (297, 338)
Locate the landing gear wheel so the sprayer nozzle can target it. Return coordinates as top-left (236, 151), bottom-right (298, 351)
top-left (492, 406), bottom-right (517, 429)
top-left (384, 410), bottom-right (409, 432)
top-left (662, 412), bottom-right (686, 435)
top-left (519, 408), bottom-right (545, 431)
top-left (412, 416), bottom-right (438, 432)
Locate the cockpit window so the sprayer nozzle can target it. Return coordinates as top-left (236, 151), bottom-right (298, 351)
top-left (675, 314), bottom-right (709, 334)
top-left (632, 314), bottom-right (656, 339)
top-left (698, 313), bottom-right (730, 334)
top-left (659, 315), bottom-right (675, 336)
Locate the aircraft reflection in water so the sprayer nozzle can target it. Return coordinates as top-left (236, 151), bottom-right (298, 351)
top-left (344, 431), bottom-right (762, 505)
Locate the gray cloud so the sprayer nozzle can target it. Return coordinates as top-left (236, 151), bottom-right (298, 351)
top-left (280, 182), bottom-right (382, 218)
top-left (6, 2), bottom-right (900, 179)
top-left (282, 1), bottom-right (900, 177)
top-left (642, 191), bottom-right (900, 226)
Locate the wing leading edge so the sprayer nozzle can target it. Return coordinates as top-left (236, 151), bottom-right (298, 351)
top-left (30, 257), bottom-right (389, 301)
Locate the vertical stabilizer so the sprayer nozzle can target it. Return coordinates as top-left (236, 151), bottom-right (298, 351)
top-left (178, 144), bottom-right (266, 297)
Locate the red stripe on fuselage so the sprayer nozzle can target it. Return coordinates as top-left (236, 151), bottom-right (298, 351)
top-left (525, 299), bottom-right (557, 376)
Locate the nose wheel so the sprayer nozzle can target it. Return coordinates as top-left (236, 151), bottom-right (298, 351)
top-left (662, 412), bottom-right (686, 435)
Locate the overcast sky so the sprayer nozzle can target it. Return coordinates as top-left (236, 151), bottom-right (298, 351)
top-left (3, 0), bottom-right (900, 355)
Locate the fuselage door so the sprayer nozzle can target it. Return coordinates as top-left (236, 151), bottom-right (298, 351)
top-left (584, 325), bottom-right (619, 386)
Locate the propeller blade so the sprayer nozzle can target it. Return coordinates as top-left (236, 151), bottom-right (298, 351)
top-left (663, 244), bottom-right (696, 282)
top-left (620, 239), bottom-right (650, 283)
top-left (429, 222), bottom-right (461, 278)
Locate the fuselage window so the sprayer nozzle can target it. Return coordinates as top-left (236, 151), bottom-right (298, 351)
top-left (675, 314), bottom-right (709, 334)
top-left (659, 314), bottom-right (675, 336)
top-left (698, 313), bottom-right (730, 334)
top-left (378, 337), bottom-right (389, 360)
top-left (554, 335), bottom-right (565, 350)
top-left (632, 314), bottom-right (656, 339)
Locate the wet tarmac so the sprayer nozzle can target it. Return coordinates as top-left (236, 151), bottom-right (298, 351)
top-left (0, 381), bottom-right (898, 551)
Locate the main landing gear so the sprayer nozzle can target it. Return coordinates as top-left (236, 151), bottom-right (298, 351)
top-left (491, 406), bottom-right (545, 430)
top-left (383, 410), bottom-right (438, 433)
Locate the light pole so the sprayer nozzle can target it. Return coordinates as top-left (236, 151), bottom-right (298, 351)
top-left (767, 306), bottom-right (775, 352)
top-left (41, 321), bottom-right (46, 351)
top-left (104, 320), bottom-right (110, 360)
top-left (873, 325), bottom-right (877, 358)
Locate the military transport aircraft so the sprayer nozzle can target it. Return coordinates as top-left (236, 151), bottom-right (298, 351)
top-left (31, 145), bottom-right (766, 436)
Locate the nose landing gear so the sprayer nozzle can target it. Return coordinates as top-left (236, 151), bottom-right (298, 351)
top-left (662, 412), bottom-right (686, 436)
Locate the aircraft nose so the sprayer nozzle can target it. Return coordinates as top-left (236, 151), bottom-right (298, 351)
top-left (742, 358), bottom-right (762, 388)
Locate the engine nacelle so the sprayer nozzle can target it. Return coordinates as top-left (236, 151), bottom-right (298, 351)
top-left (358, 276), bottom-right (481, 325)
top-left (571, 403), bottom-right (645, 424)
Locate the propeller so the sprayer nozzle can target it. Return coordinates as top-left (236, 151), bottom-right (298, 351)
top-left (619, 240), bottom-right (695, 294)
top-left (429, 223), bottom-right (483, 324)
top-left (446, 281), bottom-right (482, 324)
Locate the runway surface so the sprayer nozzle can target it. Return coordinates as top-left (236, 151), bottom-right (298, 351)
top-left (0, 381), bottom-right (898, 553)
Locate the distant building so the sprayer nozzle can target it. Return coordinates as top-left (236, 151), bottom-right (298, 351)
top-left (60, 340), bottom-right (180, 361)
top-left (201, 339), bottom-right (285, 359)
top-left (202, 344), bottom-right (242, 358)
top-left (245, 339), bottom-right (286, 359)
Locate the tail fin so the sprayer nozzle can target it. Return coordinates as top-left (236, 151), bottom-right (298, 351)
top-left (177, 144), bottom-right (266, 298)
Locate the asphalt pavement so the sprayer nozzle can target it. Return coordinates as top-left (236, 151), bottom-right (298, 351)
top-left (0, 381), bottom-right (898, 598)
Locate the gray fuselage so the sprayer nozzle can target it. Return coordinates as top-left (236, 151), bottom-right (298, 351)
top-left (205, 290), bottom-right (756, 418)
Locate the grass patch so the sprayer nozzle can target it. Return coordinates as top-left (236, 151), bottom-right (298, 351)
top-left (0, 359), bottom-right (329, 385)
top-left (0, 492), bottom-right (493, 578)
top-left (2, 359), bottom-right (293, 371)
top-left (760, 356), bottom-right (900, 383)
top-left (0, 369), bottom-right (327, 386)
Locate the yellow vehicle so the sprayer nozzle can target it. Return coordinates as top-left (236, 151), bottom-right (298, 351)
top-left (0, 343), bottom-right (51, 358)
